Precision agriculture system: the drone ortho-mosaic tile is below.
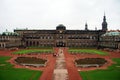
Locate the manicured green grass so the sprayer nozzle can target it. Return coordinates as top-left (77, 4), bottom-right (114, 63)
top-left (69, 49), bottom-right (108, 55)
top-left (13, 49), bottom-right (53, 54)
top-left (28, 46), bottom-right (52, 49)
top-left (0, 56), bottom-right (42, 80)
top-left (80, 58), bottom-right (120, 80)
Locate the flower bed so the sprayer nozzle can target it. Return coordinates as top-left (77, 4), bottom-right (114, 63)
top-left (15, 57), bottom-right (47, 67)
top-left (75, 58), bottom-right (107, 68)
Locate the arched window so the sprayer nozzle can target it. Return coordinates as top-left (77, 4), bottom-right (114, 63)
top-left (29, 41), bottom-right (32, 46)
top-left (26, 41), bottom-right (28, 46)
top-left (37, 41), bottom-right (39, 46)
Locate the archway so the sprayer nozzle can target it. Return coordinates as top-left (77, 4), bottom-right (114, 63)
top-left (56, 41), bottom-right (66, 47)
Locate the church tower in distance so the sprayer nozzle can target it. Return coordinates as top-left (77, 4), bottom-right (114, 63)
top-left (85, 22), bottom-right (88, 30)
top-left (102, 13), bottom-right (108, 31)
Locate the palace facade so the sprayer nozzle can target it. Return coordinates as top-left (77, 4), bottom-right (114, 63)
top-left (99, 31), bottom-right (120, 49)
top-left (1, 15), bottom-right (115, 49)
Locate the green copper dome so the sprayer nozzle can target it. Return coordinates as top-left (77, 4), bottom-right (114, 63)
top-left (102, 31), bottom-right (120, 36)
top-left (2, 31), bottom-right (19, 36)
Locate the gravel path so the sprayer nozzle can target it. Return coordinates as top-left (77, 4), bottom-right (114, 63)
top-left (53, 48), bottom-right (69, 80)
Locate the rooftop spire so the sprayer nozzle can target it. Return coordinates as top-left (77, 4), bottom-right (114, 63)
top-left (104, 11), bottom-right (105, 16)
top-left (103, 12), bottom-right (106, 22)
top-left (6, 29), bottom-right (8, 32)
top-left (102, 12), bottom-right (108, 31)
top-left (95, 27), bottom-right (97, 30)
top-left (85, 22), bottom-right (88, 30)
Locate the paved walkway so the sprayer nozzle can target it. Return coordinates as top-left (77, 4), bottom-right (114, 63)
top-left (53, 48), bottom-right (69, 80)
top-left (64, 48), bottom-right (82, 80)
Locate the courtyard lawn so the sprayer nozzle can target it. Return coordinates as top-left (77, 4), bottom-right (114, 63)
top-left (80, 58), bottom-right (120, 80)
top-left (69, 49), bottom-right (108, 55)
top-left (28, 46), bottom-right (52, 49)
top-left (0, 56), bottom-right (42, 80)
top-left (13, 49), bottom-right (53, 54)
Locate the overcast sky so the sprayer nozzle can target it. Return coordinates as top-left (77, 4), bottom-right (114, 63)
top-left (0, 0), bottom-right (120, 33)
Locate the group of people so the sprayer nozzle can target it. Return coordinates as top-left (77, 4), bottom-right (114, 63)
top-left (53, 48), bottom-right (63, 57)
top-left (53, 53), bottom-right (59, 57)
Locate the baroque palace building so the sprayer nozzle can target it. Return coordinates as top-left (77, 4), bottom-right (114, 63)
top-left (1, 15), bottom-right (119, 49)
top-left (99, 31), bottom-right (120, 50)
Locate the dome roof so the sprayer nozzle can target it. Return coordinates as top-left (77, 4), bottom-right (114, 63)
top-left (2, 31), bottom-right (19, 36)
top-left (56, 24), bottom-right (66, 30)
top-left (102, 31), bottom-right (120, 36)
